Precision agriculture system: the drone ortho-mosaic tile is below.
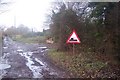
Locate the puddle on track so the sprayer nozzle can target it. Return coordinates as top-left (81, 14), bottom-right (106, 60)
top-left (3, 47), bottom-right (8, 49)
top-left (18, 51), bottom-right (44, 78)
top-left (34, 58), bottom-right (44, 66)
top-left (0, 64), bottom-right (11, 70)
top-left (18, 48), bottom-right (58, 78)
top-left (17, 49), bottom-right (23, 53)
top-left (38, 47), bottom-right (47, 49)
top-left (41, 49), bottom-right (49, 53)
top-left (19, 52), bottom-right (42, 78)
top-left (3, 53), bottom-right (10, 59)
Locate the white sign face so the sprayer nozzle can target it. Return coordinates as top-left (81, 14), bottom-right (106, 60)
top-left (66, 30), bottom-right (80, 44)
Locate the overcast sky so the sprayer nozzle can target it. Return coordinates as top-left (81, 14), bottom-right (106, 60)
top-left (0, 0), bottom-right (53, 32)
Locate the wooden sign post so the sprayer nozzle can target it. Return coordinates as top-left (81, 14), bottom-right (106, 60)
top-left (66, 29), bottom-right (81, 54)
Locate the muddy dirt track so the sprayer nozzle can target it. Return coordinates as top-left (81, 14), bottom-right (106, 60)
top-left (1, 37), bottom-right (70, 79)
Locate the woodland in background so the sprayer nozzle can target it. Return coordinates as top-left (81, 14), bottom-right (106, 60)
top-left (49, 2), bottom-right (120, 60)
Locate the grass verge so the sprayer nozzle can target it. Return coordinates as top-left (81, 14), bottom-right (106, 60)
top-left (47, 49), bottom-right (109, 78)
top-left (12, 36), bottom-right (45, 44)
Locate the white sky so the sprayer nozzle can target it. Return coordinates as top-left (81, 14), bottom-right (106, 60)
top-left (0, 0), bottom-right (52, 32)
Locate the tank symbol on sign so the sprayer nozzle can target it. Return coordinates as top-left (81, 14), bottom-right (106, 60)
top-left (70, 38), bottom-right (77, 41)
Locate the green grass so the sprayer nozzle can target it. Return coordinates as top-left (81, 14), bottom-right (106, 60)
top-left (13, 36), bottom-right (46, 44)
top-left (47, 49), bottom-right (107, 77)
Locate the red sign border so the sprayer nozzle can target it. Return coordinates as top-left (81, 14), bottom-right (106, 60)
top-left (66, 29), bottom-right (81, 44)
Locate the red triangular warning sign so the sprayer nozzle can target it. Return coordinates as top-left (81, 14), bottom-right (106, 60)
top-left (66, 30), bottom-right (81, 44)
